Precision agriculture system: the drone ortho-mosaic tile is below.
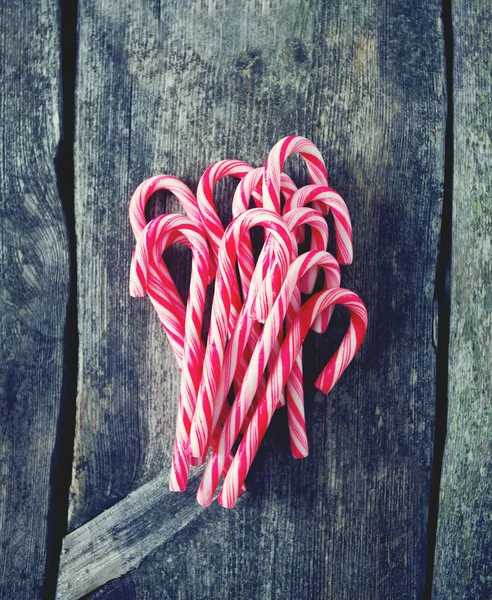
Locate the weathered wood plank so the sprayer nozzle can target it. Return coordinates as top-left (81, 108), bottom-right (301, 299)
top-left (433, 1), bottom-right (492, 597)
top-left (0, 1), bottom-right (69, 598)
top-left (56, 467), bottom-right (206, 600)
top-left (69, 1), bottom-right (446, 598)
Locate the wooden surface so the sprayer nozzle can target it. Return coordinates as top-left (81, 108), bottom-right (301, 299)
top-left (0, 1), bottom-right (69, 598)
top-left (67, 1), bottom-right (446, 598)
top-left (433, 1), bottom-right (492, 597)
top-left (57, 468), bottom-right (205, 600)
top-left (2, 1), bottom-right (490, 598)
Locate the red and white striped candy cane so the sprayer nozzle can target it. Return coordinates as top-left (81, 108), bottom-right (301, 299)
top-left (197, 251), bottom-right (341, 507)
top-left (284, 183), bottom-right (353, 295)
top-left (196, 160), bottom-right (260, 333)
top-left (129, 175), bottom-right (204, 239)
top-left (278, 209), bottom-right (330, 458)
top-left (260, 136), bottom-right (329, 402)
top-left (128, 175), bottom-right (208, 365)
top-left (231, 167), bottom-right (297, 220)
top-left (130, 225), bottom-right (211, 470)
top-left (218, 287), bottom-right (368, 508)
top-left (250, 206), bottom-right (330, 450)
top-left (262, 135), bottom-right (328, 213)
top-left (209, 236), bottom-right (279, 454)
top-left (251, 207), bottom-right (330, 438)
top-left (197, 160), bottom-right (285, 410)
top-left (130, 214), bottom-right (211, 491)
top-left (189, 208), bottom-right (296, 459)
top-left (128, 169), bottom-right (255, 397)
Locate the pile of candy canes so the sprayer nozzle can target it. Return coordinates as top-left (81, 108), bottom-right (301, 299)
top-left (129, 135), bottom-right (368, 509)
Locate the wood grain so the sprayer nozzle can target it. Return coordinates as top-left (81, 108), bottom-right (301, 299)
top-left (433, 1), bottom-right (492, 597)
top-left (69, 1), bottom-right (446, 597)
top-left (0, 1), bottom-right (69, 598)
top-left (56, 467), bottom-right (206, 600)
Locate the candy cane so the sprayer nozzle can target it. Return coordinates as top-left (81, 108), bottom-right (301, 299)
top-left (284, 183), bottom-right (353, 295)
top-left (278, 209), bottom-right (330, 458)
top-left (218, 287), bottom-right (368, 508)
top-left (231, 167), bottom-right (298, 221)
top-left (130, 214), bottom-right (211, 491)
top-left (251, 207), bottom-right (330, 447)
top-left (196, 160), bottom-right (259, 332)
top-left (197, 160), bottom-right (282, 409)
top-left (209, 235), bottom-right (280, 454)
top-left (189, 209), bottom-right (296, 459)
top-left (129, 175), bottom-right (204, 239)
top-left (129, 169), bottom-right (259, 402)
top-left (229, 167), bottom-right (297, 406)
top-left (197, 251), bottom-right (341, 507)
top-left (260, 136), bottom-right (329, 404)
top-left (262, 135), bottom-right (328, 213)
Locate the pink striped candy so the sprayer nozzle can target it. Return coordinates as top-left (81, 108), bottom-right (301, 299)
top-left (218, 287), bottom-right (368, 508)
top-left (189, 208), bottom-right (296, 459)
top-left (130, 214), bottom-right (211, 491)
top-left (197, 251), bottom-right (341, 507)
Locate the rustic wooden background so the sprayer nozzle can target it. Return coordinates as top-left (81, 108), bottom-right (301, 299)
top-left (0, 1), bottom-right (490, 599)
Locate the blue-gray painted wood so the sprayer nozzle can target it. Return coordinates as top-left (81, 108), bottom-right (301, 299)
top-left (0, 1), bottom-right (69, 598)
top-left (56, 468), bottom-right (206, 600)
top-left (68, 1), bottom-right (446, 598)
top-left (433, 1), bottom-right (492, 597)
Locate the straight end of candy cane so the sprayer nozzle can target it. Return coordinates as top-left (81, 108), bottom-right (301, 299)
top-left (169, 468), bottom-right (188, 492)
top-left (337, 247), bottom-right (353, 266)
top-left (217, 480), bottom-right (245, 506)
top-left (217, 488), bottom-right (236, 509)
top-left (299, 267), bottom-right (319, 295)
top-left (196, 485), bottom-right (214, 507)
top-left (314, 365), bottom-right (336, 395)
top-left (291, 448), bottom-right (309, 459)
top-left (196, 453), bottom-right (218, 507)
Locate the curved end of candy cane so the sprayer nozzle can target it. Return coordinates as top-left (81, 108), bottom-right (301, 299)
top-left (311, 306), bottom-right (335, 334)
top-left (313, 369), bottom-right (335, 395)
top-left (299, 267), bottom-right (319, 295)
top-left (337, 245), bottom-right (353, 266)
top-left (128, 279), bottom-right (146, 298)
